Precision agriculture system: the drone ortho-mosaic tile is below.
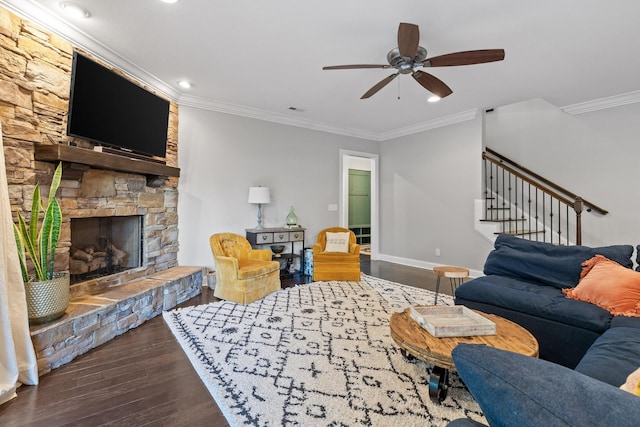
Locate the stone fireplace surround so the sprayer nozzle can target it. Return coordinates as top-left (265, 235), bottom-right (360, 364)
top-left (0, 7), bottom-right (203, 375)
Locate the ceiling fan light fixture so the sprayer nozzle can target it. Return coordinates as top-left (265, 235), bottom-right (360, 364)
top-left (428, 95), bottom-right (441, 103)
top-left (160, 0), bottom-right (179, 3)
top-left (59, 2), bottom-right (91, 19)
top-left (322, 23), bottom-right (504, 100)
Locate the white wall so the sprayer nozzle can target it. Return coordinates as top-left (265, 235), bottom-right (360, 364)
top-left (177, 106), bottom-right (378, 269)
top-left (486, 99), bottom-right (640, 247)
top-left (378, 115), bottom-right (492, 272)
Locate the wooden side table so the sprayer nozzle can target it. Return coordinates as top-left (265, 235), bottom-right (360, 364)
top-left (246, 227), bottom-right (306, 277)
top-left (433, 265), bottom-right (469, 305)
top-left (390, 308), bottom-right (539, 403)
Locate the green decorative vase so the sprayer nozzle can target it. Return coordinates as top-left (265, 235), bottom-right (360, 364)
top-left (286, 206), bottom-right (298, 228)
top-left (24, 272), bottom-right (70, 324)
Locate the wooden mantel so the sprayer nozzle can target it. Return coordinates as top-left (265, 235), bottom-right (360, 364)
top-left (34, 144), bottom-right (180, 185)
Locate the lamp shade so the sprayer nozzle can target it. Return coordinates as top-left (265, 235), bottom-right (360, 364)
top-left (248, 187), bottom-right (271, 204)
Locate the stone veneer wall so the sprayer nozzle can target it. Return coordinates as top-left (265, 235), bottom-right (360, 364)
top-left (0, 7), bottom-right (180, 281)
top-left (31, 266), bottom-right (203, 375)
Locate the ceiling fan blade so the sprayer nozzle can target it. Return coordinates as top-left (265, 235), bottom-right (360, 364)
top-left (412, 71), bottom-right (453, 98)
top-left (323, 64), bottom-right (390, 70)
top-left (423, 49), bottom-right (505, 67)
top-left (398, 22), bottom-right (420, 59)
top-left (361, 73), bottom-right (399, 99)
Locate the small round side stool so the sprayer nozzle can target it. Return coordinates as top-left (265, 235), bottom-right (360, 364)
top-left (433, 266), bottom-right (469, 305)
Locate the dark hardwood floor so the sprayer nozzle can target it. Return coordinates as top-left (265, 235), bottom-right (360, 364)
top-left (0, 258), bottom-right (451, 426)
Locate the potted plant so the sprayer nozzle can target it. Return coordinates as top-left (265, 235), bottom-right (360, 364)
top-left (13, 162), bottom-right (69, 324)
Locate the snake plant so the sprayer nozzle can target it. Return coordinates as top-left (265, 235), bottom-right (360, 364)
top-left (13, 162), bottom-right (63, 282)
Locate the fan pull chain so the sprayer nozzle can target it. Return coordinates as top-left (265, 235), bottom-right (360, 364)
top-left (397, 75), bottom-right (401, 100)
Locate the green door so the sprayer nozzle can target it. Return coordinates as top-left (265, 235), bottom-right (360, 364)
top-left (348, 169), bottom-right (371, 244)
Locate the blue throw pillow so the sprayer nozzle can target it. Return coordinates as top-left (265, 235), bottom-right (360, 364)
top-left (483, 234), bottom-right (633, 289)
top-left (452, 343), bottom-right (640, 427)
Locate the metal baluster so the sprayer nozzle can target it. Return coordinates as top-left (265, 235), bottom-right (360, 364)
top-left (549, 196), bottom-right (554, 245)
top-left (565, 205), bottom-right (571, 246)
top-left (557, 199), bottom-right (562, 244)
top-left (542, 193), bottom-right (547, 242)
top-left (528, 184), bottom-right (532, 241)
top-left (535, 188), bottom-right (539, 241)
top-left (484, 158), bottom-right (488, 220)
top-left (520, 177), bottom-right (524, 238)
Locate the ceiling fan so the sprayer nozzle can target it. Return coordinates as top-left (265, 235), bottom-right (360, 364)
top-left (322, 23), bottom-right (505, 100)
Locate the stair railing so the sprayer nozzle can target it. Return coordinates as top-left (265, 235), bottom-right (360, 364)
top-left (482, 148), bottom-right (607, 245)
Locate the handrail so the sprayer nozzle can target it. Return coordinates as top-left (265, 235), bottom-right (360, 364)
top-left (483, 154), bottom-right (576, 208)
top-left (482, 148), bottom-right (608, 245)
top-left (485, 147), bottom-right (608, 215)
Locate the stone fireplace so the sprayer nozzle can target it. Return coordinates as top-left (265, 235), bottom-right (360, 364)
top-left (0, 7), bottom-right (203, 375)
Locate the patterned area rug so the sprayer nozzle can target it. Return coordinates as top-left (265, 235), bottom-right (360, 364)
top-left (163, 275), bottom-right (485, 426)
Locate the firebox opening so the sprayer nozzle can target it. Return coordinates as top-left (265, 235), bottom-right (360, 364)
top-left (70, 215), bottom-right (144, 284)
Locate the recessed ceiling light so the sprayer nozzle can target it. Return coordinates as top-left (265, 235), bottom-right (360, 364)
top-left (428, 96), bottom-right (441, 103)
top-left (177, 80), bottom-right (192, 89)
top-left (160, 0), bottom-right (179, 3)
top-left (59, 2), bottom-right (91, 19)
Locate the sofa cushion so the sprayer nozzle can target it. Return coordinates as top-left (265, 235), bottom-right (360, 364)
top-left (563, 255), bottom-right (640, 317)
top-left (611, 315), bottom-right (640, 329)
top-left (237, 259), bottom-right (279, 279)
top-left (455, 275), bottom-right (612, 332)
top-left (575, 326), bottom-right (640, 387)
top-left (452, 343), bottom-right (640, 427)
top-left (483, 234), bottom-right (633, 289)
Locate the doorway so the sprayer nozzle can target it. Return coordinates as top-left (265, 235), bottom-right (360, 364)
top-left (339, 150), bottom-right (379, 259)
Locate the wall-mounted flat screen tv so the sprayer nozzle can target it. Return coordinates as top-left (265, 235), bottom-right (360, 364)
top-left (67, 52), bottom-right (170, 158)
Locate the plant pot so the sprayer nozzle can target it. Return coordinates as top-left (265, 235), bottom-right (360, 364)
top-left (24, 273), bottom-right (70, 324)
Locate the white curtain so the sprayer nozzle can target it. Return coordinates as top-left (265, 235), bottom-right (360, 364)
top-left (0, 123), bottom-right (38, 405)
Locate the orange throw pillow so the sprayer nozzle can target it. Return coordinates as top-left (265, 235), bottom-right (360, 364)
top-left (563, 255), bottom-right (640, 317)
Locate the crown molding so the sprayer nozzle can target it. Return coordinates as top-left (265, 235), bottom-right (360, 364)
top-left (377, 109), bottom-right (479, 141)
top-left (178, 94), bottom-right (381, 140)
top-left (179, 94), bottom-right (479, 142)
top-left (0, 0), bottom-right (180, 101)
top-left (561, 90), bottom-right (640, 115)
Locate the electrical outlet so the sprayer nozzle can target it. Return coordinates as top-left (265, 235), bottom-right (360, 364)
top-left (435, 248), bottom-right (441, 257)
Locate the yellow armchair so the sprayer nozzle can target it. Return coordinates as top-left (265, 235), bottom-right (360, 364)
top-left (313, 227), bottom-right (361, 281)
top-left (209, 233), bottom-right (281, 304)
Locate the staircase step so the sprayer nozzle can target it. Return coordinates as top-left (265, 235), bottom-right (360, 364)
top-left (480, 218), bottom-right (527, 223)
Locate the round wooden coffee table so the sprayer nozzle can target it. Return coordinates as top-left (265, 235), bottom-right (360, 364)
top-left (389, 307), bottom-right (539, 403)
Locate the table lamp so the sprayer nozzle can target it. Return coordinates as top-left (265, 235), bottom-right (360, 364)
top-left (248, 186), bottom-right (271, 229)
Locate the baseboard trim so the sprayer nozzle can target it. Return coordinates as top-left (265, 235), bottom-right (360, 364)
top-left (377, 253), bottom-right (483, 279)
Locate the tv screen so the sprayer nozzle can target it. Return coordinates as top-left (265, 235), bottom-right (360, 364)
top-left (67, 52), bottom-right (170, 158)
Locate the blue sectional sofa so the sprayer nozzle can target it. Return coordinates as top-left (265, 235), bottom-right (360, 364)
top-left (449, 344), bottom-right (640, 427)
top-left (449, 234), bottom-right (640, 426)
